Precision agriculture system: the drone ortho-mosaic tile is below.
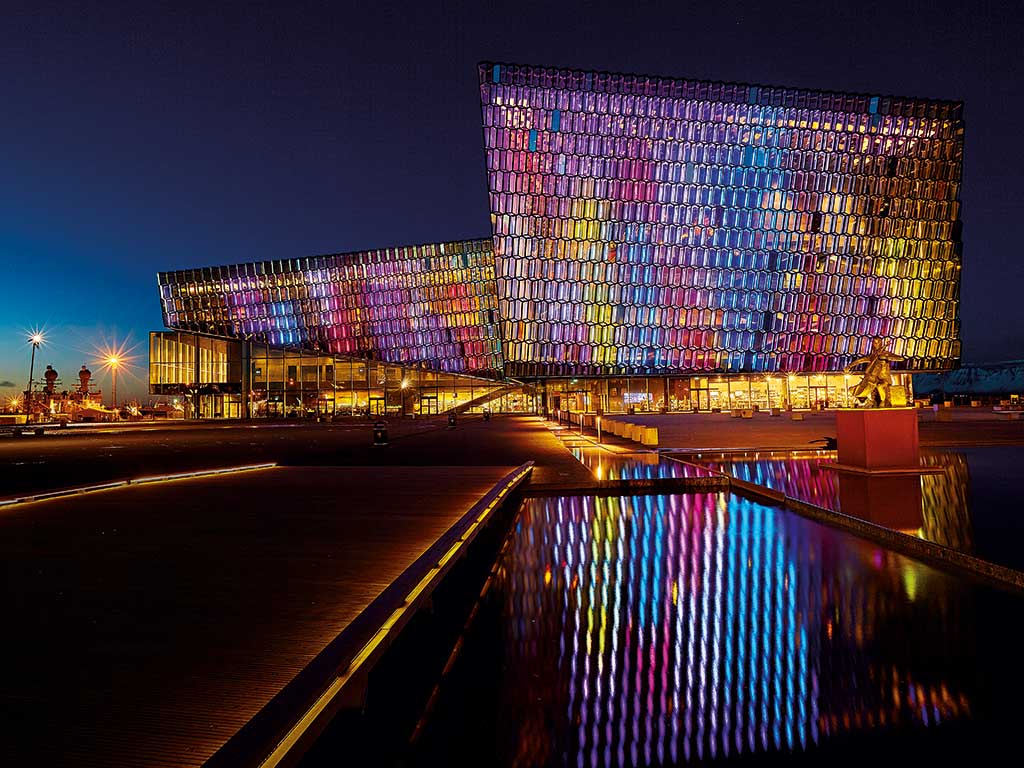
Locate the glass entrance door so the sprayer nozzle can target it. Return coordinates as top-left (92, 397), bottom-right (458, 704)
top-left (809, 386), bottom-right (829, 409)
top-left (696, 390), bottom-right (710, 411)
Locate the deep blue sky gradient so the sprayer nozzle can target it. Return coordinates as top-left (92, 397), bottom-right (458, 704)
top-left (2, 0), bottom-right (1021, 399)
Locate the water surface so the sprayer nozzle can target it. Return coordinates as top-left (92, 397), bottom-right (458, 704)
top-left (683, 446), bottom-right (1023, 571)
top-left (413, 491), bottom-right (1021, 765)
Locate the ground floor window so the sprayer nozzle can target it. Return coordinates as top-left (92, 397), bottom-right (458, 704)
top-left (150, 332), bottom-right (915, 419)
top-left (149, 331), bottom-right (540, 418)
top-left (539, 372), bottom-right (914, 414)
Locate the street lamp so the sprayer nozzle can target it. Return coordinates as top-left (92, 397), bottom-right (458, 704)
top-left (107, 355), bottom-right (121, 410)
top-left (25, 333), bottom-right (44, 417)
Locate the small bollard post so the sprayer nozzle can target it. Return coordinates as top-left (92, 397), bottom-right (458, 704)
top-left (372, 420), bottom-right (388, 446)
top-left (448, 411), bottom-right (457, 429)
top-left (483, 407), bottom-right (491, 422)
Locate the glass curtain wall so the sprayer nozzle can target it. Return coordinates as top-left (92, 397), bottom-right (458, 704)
top-left (541, 372), bottom-right (914, 413)
top-left (479, 62), bottom-right (964, 378)
top-left (150, 331), bottom-right (536, 418)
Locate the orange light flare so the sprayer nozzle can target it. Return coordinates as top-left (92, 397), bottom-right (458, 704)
top-left (90, 338), bottom-right (143, 392)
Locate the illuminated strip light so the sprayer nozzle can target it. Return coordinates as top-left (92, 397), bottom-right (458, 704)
top-left (0, 464), bottom-right (278, 510)
top-left (130, 464), bottom-right (277, 485)
top-left (0, 480), bottom-right (129, 508)
top-left (257, 462), bottom-right (533, 768)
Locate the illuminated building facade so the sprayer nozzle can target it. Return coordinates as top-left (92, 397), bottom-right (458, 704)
top-left (157, 238), bottom-right (502, 376)
top-left (478, 62), bottom-right (963, 410)
top-left (150, 239), bottom-right (525, 418)
top-left (150, 63), bottom-right (965, 417)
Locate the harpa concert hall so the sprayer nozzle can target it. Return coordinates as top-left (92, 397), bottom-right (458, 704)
top-left (150, 62), bottom-right (963, 419)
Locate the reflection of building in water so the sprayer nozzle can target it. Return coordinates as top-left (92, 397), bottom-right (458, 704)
top-left (569, 447), bottom-right (718, 482)
top-left (919, 451), bottom-right (974, 551)
top-left (498, 494), bottom-right (973, 766)
top-left (692, 451), bottom-right (973, 553)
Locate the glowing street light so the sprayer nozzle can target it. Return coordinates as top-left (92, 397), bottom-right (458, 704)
top-left (25, 332), bottom-right (44, 416)
top-left (107, 355), bottom-right (122, 410)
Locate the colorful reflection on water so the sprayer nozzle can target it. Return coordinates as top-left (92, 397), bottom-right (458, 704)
top-left (570, 446), bottom-right (717, 481)
top-left (683, 450), bottom-right (974, 554)
top-left (418, 493), bottom-right (976, 766)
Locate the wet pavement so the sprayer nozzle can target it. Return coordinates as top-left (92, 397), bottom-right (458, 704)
top-left (0, 415), bottom-right (592, 496)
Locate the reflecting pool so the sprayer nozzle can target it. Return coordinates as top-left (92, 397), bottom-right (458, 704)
top-left (679, 447), bottom-right (1024, 571)
top-left (569, 446), bottom-right (717, 481)
top-left (412, 492), bottom-right (1021, 766)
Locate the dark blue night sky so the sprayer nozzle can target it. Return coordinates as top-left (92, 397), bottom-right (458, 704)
top-left (2, 0), bottom-right (1021, 399)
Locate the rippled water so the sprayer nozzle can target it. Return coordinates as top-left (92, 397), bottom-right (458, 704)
top-left (412, 491), bottom-right (1018, 766)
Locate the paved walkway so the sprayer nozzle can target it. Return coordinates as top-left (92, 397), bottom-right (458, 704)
top-left (0, 415), bottom-right (591, 496)
top-left (0, 465), bottom-right (519, 767)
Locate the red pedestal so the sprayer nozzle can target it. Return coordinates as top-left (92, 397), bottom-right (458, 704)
top-left (835, 408), bottom-right (919, 470)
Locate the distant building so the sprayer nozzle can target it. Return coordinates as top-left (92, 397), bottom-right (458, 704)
top-left (914, 362), bottom-right (1024, 399)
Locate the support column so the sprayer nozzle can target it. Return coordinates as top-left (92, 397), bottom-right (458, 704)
top-left (242, 338), bottom-right (252, 420)
top-left (192, 333), bottom-right (201, 419)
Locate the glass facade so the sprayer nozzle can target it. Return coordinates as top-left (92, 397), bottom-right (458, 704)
top-left (540, 371), bottom-right (912, 413)
top-left (149, 64), bottom-right (963, 416)
top-left (149, 331), bottom-right (531, 419)
top-left (157, 238), bottom-right (503, 378)
top-left (479, 62), bottom-right (963, 377)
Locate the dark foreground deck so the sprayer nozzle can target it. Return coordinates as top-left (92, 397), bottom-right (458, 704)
top-left (0, 464), bottom-right (523, 767)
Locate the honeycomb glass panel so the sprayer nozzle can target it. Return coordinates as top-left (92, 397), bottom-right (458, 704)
top-left (156, 239), bottom-right (503, 378)
top-left (479, 62), bottom-right (964, 376)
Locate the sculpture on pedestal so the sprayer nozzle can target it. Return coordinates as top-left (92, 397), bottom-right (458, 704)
top-left (845, 338), bottom-right (904, 407)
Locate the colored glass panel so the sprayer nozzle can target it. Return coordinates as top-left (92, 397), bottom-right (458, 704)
top-left (157, 239), bottom-right (503, 377)
top-left (478, 62), bottom-right (964, 377)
